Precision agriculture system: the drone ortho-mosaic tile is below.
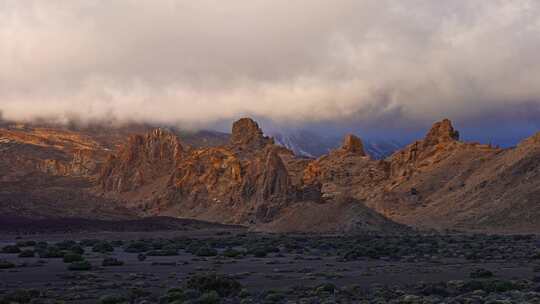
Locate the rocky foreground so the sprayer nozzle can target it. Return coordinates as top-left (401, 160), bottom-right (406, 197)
top-left (1, 231), bottom-right (540, 303)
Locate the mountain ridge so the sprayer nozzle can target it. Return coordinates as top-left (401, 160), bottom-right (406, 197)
top-left (1, 118), bottom-right (540, 233)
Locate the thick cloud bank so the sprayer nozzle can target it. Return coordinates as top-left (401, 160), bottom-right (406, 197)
top-left (1, 0), bottom-right (540, 129)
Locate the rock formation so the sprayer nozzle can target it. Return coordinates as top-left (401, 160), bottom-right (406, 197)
top-left (4, 117), bottom-right (540, 233)
top-left (99, 128), bottom-right (182, 192)
top-left (340, 134), bottom-right (366, 155)
top-left (230, 118), bottom-right (273, 150)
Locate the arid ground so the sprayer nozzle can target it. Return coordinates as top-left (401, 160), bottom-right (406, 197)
top-left (1, 222), bottom-right (540, 303)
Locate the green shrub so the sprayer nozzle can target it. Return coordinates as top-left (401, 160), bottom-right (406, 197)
top-left (186, 273), bottom-right (242, 297)
top-left (15, 240), bottom-right (36, 247)
top-left (99, 294), bottom-right (128, 304)
top-left (222, 248), bottom-right (243, 258)
top-left (161, 288), bottom-right (190, 303)
top-left (0, 289), bottom-right (40, 303)
top-left (102, 257), bottom-right (124, 267)
top-left (0, 259), bottom-right (15, 269)
top-left (63, 253), bottom-right (84, 263)
top-left (68, 260), bottom-right (92, 271)
top-left (69, 245), bottom-right (85, 255)
top-left (38, 246), bottom-right (64, 258)
top-left (251, 248), bottom-right (268, 258)
top-left (147, 249), bottom-right (178, 256)
top-left (35, 241), bottom-right (48, 249)
top-left (79, 239), bottom-right (100, 247)
top-left (2, 245), bottom-right (21, 254)
top-left (18, 250), bottom-right (35, 258)
top-left (195, 247), bottom-right (218, 257)
top-left (92, 242), bottom-right (114, 253)
top-left (124, 241), bottom-right (151, 253)
top-left (55, 240), bottom-right (77, 250)
top-left (198, 290), bottom-right (221, 304)
top-left (470, 268), bottom-right (494, 279)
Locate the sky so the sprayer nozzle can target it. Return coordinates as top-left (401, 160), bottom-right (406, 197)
top-left (1, 1), bottom-right (540, 145)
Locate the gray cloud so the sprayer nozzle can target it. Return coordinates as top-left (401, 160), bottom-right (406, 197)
top-left (1, 0), bottom-right (540, 130)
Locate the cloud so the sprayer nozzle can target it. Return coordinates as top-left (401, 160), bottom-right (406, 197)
top-left (1, 0), bottom-right (540, 130)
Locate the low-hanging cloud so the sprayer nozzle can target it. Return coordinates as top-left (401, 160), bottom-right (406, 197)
top-left (1, 0), bottom-right (540, 130)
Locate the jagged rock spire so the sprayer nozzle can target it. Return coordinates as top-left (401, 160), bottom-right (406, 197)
top-left (341, 134), bottom-right (366, 156)
top-left (231, 117), bottom-right (272, 149)
top-left (424, 119), bottom-right (459, 146)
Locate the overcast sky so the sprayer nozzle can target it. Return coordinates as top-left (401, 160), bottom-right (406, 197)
top-left (1, 1), bottom-right (540, 142)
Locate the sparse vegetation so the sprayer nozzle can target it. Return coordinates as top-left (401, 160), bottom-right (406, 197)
top-left (0, 259), bottom-right (15, 269)
top-left (102, 257), bottom-right (124, 267)
top-left (186, 273), bottom-right (242, 297)
top-left (2, 245), bottom-right (21, 254)
top-left (18, 250), bottom-right (35, 258)
top-left (63, 253), bottom-right (84, 263)
top-left (68, 260), bottom-right (92, 271)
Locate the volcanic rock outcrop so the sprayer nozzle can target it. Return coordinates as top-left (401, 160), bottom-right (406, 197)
top-left (3, 117), bottom-right (540, 233)
top-left (99, 128), bottom-right (183, 192)
top-left (0, 125), bottom-right (133, 219)
top-left (341, 134), bottom-right (366, 155)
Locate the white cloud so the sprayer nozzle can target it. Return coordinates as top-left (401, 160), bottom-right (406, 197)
top-left (1, 0), bottom-right (540, 128)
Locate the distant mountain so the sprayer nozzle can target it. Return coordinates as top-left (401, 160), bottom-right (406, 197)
top-left (272, 131), bottom-right (403, 159)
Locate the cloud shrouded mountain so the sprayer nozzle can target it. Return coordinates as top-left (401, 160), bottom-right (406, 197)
top-left (1, 1), bottom-right (540, 135)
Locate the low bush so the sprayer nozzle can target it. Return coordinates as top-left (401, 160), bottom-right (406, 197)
top-left (186, 273), bottom-right (242, 297)
top-left (2, 245), bottom-right (21, 254)
top-left (195, 247), bottom-right (218, 257)
top-left (18, 250), bottom-right (35, 258)
top-left (102, 257), bottom-right (124, 267)
top-left (63, 253), bottom-right (84, 263)
top-left (38, 246), bottom-right (64, 258)
top-left (0, 259), bottom-right (15, 269)
top-left (92, 242), bottom-right (114, 253)
top-left (68, 260), bottom-right (92, 271)
top-left (99, 294), bottom-right (128, 304)
top-left (469, 268), bottom-right (494, 279)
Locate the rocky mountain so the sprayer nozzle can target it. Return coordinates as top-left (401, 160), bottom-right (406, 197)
top-left (2, 117), bottom-right (540, 233)
top-left (272, 130), bottom-right (403, 159)
top-left (97, 118), bottom-right (405, 232)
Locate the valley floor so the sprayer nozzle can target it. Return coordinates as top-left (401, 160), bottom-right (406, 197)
top-left (1, 229), bottom-right (540, 303)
